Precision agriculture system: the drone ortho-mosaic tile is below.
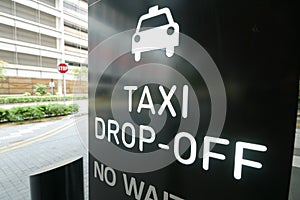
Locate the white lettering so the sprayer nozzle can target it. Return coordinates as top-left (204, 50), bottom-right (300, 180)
top-left (137, 86), bottom-right (155, 115)
top-left (121, 122), bottom-right (136, 148)
top-left (108, 119), bottom-right (120, 144)
top-left (139, 125), bottom-right (156, 151)
top-left (144, 185), bottom-right (158, 200)
top-left (234, 142), bottom-right (267, 180)
top-left (169, 194), bottom-right (185, 200)
top-left (124, 86), bottom-right (138, 112)
top-left (174, 132), bottom-right (197, 165)
top-left (94, 161), bottom-right (116, 187)
top-left (94, 161), bottom-right (104, 181)
top-left (158, 85), bottom-right (177, 117)
top-left (202, 136), bottom-right (230, 170)
top-left (95, 117), bottom-right (105, 140)
top-left (182, 85), bottom-right (189, 119)
top-left (123, 174), bottom-right (145, 200)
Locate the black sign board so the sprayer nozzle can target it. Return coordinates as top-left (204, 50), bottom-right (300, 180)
top-left (88, 1), bottom-right (300, 199)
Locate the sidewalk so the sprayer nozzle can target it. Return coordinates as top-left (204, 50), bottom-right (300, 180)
top-left (0, 115), bottom-right (88, 200)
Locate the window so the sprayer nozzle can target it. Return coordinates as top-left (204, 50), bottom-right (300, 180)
top-left (40, 11), bottom-right (56, 28)
top-left (0, 24), bottom-right (15, 40)
top-left (140, 14), bottom-right (169, 30)
top-left (16, 28), bottom-right (39, 44)
top-left (66, 60), bottom-right (87, 67)
top-left (41, 34), bottom-right (57, 48)
top-left (65, 41), bottom-right (88, 51)
top-left (17, 53), bottom-right (39, 66)
top-left (39, 0), bottom-right (56, 8)
top-left (16, 3), bottom-right (38, 23)
top-left (0, 50), bottom-right (16, 64)
top-left (63, 2), bottom-right (87, 16)
top-left (0, 0), bottom-right (13, 15)
top-left (64, 21), bottom-right (88, 33)
top-left (41, 56), bottom-right (57, 68)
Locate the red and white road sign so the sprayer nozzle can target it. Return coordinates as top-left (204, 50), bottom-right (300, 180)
top-left (58, 63), bottom-right (68, 73)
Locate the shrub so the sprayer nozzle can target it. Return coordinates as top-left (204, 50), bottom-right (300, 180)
top-left (0, 103), bottom-right (79, 122)
top-left (34, 83), bottom-right (47, 96)
top-left (69, 104), bottom-right (79, 113)
top-left (23, 92), bottom-right (31, 96)
top-left (7, 107), bottom-right (24, 122)
top-left (47, 104), bottom-right (66, 116)
top-left (0, 95), bottom-right (87, 104)
top-left (0, 108), bottom-right (8, 122)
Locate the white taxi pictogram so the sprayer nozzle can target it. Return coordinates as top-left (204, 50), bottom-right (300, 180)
top-left (132, 5), bottom-right (180, 62)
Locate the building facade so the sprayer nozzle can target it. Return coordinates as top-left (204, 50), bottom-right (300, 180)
top-left (0, 0), bottom-right (88, 95)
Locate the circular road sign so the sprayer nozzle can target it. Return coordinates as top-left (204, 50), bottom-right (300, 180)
top-left (58, 63), bottom-right (68, 74)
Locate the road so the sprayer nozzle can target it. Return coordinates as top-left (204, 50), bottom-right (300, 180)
top-left (0, 111), bottom-right (299, 200)
top-left (289, 116), bottom-right (300, 200)
top-left (0, 114), bottom-right (88, 200)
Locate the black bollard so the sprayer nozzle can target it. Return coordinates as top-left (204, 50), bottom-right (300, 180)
top-left (30, 156), bottom-right (84, 200)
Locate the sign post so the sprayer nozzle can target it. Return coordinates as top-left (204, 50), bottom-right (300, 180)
top-left (57, 63), bottom-right (68, 103)
top-left (89, 1), bottom-right (299, 200)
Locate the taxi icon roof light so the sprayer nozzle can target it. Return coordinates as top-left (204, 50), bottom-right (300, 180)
top-left (148, 5), bottom-right (159, 13)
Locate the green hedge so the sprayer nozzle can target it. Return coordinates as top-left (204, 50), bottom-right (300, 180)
top-left (0, 95), bottom-right (87, 104)
top-left (0, 104), bottom-right (79, 122)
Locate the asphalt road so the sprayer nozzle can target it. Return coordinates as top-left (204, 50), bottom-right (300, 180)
top-left (0, 113), bottom-right (299, 200)
top-left (0, 114), bottom-right (88, 200)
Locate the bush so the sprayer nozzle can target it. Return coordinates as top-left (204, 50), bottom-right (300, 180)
top-left (34, 83), bottom-right (47, 95)
top-left (0, 108), bottom-right (8, 122)
top-left (0, 95), bottom-right (87, 104)
top-left (23, 92), bottom-right (31, 96)
top-left (69, 104), bottom-right (79, 113)
top-left (0, 104), bottom-right (79, 122)
top-left (47, 104), bottom-right (66, 116)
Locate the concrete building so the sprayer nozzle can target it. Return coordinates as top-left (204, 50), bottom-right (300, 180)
top-left (0, 0), bottom-right (88, 95)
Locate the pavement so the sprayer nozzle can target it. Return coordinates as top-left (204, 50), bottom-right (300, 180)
top-left (0, 100), bottom-right (88, 200)
top-left (0, 99), bottom-right (299, 199)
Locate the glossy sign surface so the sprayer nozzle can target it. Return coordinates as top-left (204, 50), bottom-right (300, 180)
top-left (88, 1), bottom-right (300, 199)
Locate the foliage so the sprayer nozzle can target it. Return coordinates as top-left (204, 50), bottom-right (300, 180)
top-left (0, 95), bottom-right (87, 104)
top-left (34, 83), bottom-right (47, 95)
top-left (0, 104), bottom-right (79, 122)
top-left (0, 60), bottom-right (7, 81)
top-left (0, 108), bottom-right (8, 121)
top-left (23, 92), bottom-right (31, 96)
top-left (71, 66), bottom-right (88, 81)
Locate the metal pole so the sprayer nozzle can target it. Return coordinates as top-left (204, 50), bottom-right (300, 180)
top-left (63, 74), bottom-right (66, 103)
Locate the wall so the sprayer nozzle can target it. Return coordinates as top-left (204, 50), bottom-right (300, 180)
top-left (0, 76), bottom-right (87, 95)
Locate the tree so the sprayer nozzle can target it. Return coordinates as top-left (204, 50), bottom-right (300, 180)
top-left (71, 66), bottom-right (88, 81)
top-left (0, 60), bottom-right (7, 81)
top-left (71, 66), bottom-right (88, 94)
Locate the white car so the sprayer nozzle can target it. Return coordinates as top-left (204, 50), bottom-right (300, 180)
top-left (132, 5), bottom-right (180, 62)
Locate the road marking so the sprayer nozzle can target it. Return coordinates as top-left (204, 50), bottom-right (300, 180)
top-left (0, 118), bottom-right (84, 154)
top-left (0, 121), bottom-right (56, 141)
